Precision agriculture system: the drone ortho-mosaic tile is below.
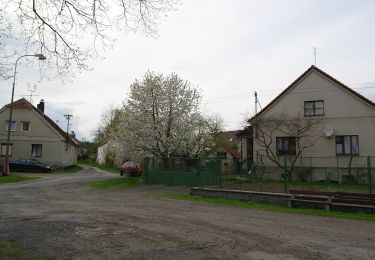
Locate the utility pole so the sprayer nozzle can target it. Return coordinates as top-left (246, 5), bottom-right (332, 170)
top-left (64, 114), bottom-right (73, 150)
top-left (254, 91), bottom-right (258, 116)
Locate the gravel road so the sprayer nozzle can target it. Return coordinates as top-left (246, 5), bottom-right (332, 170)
top-left (1, 167), bottom-right (375, 260)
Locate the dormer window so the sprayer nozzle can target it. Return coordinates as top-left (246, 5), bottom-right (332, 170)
top-left (304, 100), bottom-right (324, 116)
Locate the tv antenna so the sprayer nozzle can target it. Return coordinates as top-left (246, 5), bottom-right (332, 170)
top-left (313, 47), bottom-right (317, 66)
top-left (23, 83), bottom-right (39, 104)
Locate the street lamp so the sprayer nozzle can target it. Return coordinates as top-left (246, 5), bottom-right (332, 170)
top-left (2, 53), bottom-right (46, 176)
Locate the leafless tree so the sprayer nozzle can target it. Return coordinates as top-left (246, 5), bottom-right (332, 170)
top-left (0, 0), bottom-right (178, 78)
top-left (252, 114), bottom-right (322, 179)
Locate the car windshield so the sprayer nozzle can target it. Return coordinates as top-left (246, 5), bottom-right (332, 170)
top-left (26, 159), bottom-right (40, 164)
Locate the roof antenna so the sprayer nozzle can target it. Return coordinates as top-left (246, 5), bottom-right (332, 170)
top-left (28, 84), bottom-right (37, 104)
top-left (313, 47), bottom-right (317, 66)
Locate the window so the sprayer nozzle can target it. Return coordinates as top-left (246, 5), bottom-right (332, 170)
top-left (1, 143), bottom-right (12, 157)
top-left (304, 100), bottom-right (324, 116)
top-left (336, 135), bottom-right (359, 156)
top-left (21, 121), bottom-right (30, 132)
top-left (276, 137), bottom-right (296, 156)
top-left (31, 144), bottom-right (43, 157)
top-left (5, 121), bottom-right (16, 132)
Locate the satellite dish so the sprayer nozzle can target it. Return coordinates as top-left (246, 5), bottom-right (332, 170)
top-left (323, 127), bottom-right (334, 138)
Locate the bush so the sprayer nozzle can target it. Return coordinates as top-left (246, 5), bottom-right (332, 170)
top-left (295, 167), bottom-right (312, 182)
top-left (105, 153), bottom-right (115, 168)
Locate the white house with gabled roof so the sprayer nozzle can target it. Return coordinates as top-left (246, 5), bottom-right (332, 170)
top-left (0, 98), bottom-right (79, 168)
top-left (248, 65), bottom-right (375, 181)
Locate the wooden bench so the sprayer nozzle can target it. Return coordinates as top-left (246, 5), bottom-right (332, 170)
top-left (288, 190), bottom-right (375, 213)
top-left (288, 194), bottom-right (332, 211)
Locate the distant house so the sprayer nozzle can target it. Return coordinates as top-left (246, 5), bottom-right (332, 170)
top-left (96, 138), bottom-right (122, 166)
top-left (248, 65), bottom-right (375, 180)
top-left (213, 130), bottom-right (242, 173)
top-left (237, 126), bottom-right (253, 171)
top-left (0, 98), bottom-right (79, 167)
top-left (96, 139), bottom-right (111, 165)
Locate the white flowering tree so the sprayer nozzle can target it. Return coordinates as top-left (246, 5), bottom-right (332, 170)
top-left (99, 71), bottom-right (223, 164)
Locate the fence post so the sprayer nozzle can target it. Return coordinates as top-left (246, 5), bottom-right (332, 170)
top-left (196, 157), bottom-right (200, 186)
top-left (284, 157), bottom-right (288, 193)
top-left (144, 157), bottom-right (148, 184)
top-left (368, 156), bottom-right (372, 194)
top-left (217, 157), bottom-right (222, 187)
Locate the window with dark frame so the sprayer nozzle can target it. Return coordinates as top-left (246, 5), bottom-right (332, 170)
top-left (276, 137), bottom-right (296, 156)
top-left (21, 121), bottom-right (30, 132)
top-left (335, 135), bottom-right (359, 156)
top-left (31, 144), bottom-right (43, 157)
top-left (1, 143), bottom-right (12, 157)
top-left (304, 100), bottom-right (324, 116)
top-left (5, 121), bottom-right (16, 132)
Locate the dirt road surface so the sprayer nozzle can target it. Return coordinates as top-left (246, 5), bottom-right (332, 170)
top-left (1, 167), bottom-right (375, 259)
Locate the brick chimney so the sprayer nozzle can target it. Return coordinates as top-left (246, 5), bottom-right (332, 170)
top-left (37, 99), bottom-right (45, 113)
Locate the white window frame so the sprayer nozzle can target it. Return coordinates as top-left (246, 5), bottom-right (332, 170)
top-left (1, 143), bottom-right (13, 157)
top-left (5, 121), bottom-right (16, 132)
top-left (335, 135), bottom-right (359, 156)
top-left (31, 144), bottom-right (43, 157)
top-left (304, 100), bottom-right (324, 116)
top-left (21, 121), bottom-right (31, 132)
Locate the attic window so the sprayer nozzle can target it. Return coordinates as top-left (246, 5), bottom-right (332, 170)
top-left (304, 100), bottom-right (324, 116)
top-left (21, 121), bottom-right (30, 132)
top-left (5, 121), bottom-right (16, 132)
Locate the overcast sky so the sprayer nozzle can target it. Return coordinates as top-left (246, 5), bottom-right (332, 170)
top-left (1, 0), bottom-right (375, 141)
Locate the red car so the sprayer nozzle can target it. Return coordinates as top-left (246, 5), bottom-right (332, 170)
top-left (119, 161), bottom-right (142, 177)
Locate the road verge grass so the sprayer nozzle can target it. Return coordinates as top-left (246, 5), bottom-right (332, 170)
top-left (157, 193), bottom-right (375, 222)
top-left (0, 175), bottom-right (38, 185)
top-left (0, 240), bottom-right (53, 259)
top-left (89, 177), bottom-right (142, 189)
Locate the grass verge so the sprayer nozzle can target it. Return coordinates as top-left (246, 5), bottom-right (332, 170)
top-left (157, 193), bottom-right (375, 222)
top-left (0, 175), bottom-right (38, 185)
top-left (89, 177), bottom-right (142, 189)
top-left (0, 240), bottom-right (53, 260)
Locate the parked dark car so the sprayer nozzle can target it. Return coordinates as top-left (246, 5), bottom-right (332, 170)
top-left (119, 161), bottom-right (142, 177)
top-left (9, 159), bottom-right (53, 173)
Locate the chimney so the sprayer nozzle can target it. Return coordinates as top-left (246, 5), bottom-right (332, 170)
top-left (37, 99), bottom-right (45, 113)
top-left (71, 131), bottom-right (75, 138)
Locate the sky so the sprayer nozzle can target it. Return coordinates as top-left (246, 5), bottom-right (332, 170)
top-left (1, 0), bottom-right (375, 141)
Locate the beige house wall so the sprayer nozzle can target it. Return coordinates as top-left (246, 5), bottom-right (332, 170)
top-left (253, 69), bottom-right (375, 169)
top-left (0, 107), bottom-right (78, 167)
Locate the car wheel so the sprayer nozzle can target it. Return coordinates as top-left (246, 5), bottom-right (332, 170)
top-left (120, 172), bottom-right (123, 176)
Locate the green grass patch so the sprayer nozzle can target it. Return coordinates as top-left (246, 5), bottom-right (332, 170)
top-left (0, 175), bottom-right (38, 185)
top-left (89, 177), bottom-right (142, 189)
top-left (78, 159), bottom-right (118, 174)
top-left (0, 240), bottom-right (53, 260)
top-left (157, 193), bottom-right (375, 222)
